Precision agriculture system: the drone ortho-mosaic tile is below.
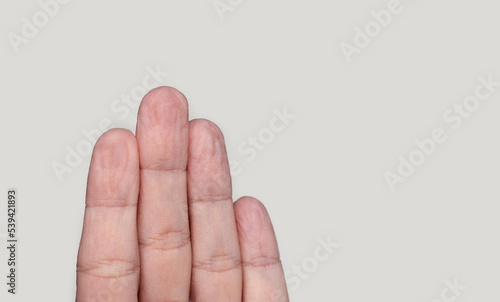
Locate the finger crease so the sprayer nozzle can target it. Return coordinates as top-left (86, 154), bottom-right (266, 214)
top-left (193, 253), bottom-right (241, 273)
top-left (189, 195), bottom-right (232, 204)
top-left (77, 259), bottom-right (140, 279)
top-left (139, 230), bottom-right (191, 252)
top-left (141, 167), bottom-right (186, 174)
top-left (242, 256), bottom-right (282, 269)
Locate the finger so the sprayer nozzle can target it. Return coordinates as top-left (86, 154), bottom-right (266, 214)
top-left (136, 87), bottom-right (191, 301)
top-left (187, 119), bottom-right (242, 302)
top-left (76, 129), bottom-right (140, 302)
top-left (234, 197), bottom-right (289, 302)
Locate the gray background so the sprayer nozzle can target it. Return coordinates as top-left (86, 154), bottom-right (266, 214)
top-left (1, 0), bottom-right (499, 301)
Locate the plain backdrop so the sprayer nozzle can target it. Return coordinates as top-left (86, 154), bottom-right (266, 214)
top-left (1, 0), bottom-right (500, 301)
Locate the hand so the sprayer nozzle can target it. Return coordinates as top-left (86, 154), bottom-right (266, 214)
top-left (76, 87), bottom-right (289, 301)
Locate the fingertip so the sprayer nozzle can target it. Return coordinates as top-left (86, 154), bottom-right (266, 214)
top-left (143, 86), bottom-right (188, 106)
top-left (92, 128), bottom-right (138, 170)
top-left (87, 128), bottom-right (139, 202)
top-left (188, 118), bottom-right (227, 161)
top-left (189, 118), bottom-right (225, 142)
top-left (136, 86), bottom-right (190, 171)
top-left (188, 119), bottom-right (231, 199)
top-left (234, 196), bottom-right (272, 236)
top-left (95, 127), bottom-right (136, 147)
top-left (138, 86), bottom-right (188, 125)
top-left (234, 196), bottom-right (266, 214)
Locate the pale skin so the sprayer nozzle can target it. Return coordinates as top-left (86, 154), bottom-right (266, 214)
top-left (76, 87), bottom-right (289, 301)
